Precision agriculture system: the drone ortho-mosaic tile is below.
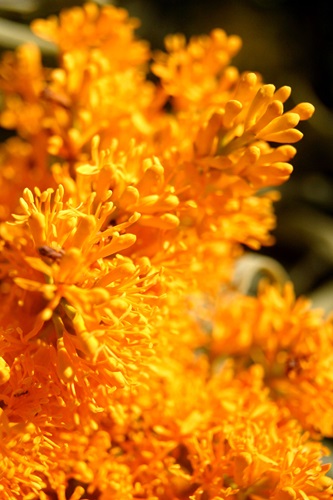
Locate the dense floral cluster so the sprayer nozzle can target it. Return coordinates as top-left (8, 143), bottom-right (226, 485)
top-left (0, 3), bottom-right (331, 499)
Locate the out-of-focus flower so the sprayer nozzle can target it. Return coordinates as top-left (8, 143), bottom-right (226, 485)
top-left (211, 282), bottom-right (333, 437)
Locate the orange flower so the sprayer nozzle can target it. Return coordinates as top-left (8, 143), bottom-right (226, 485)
top-left (0, 2), bottom-right (329, 500)
top-left (211, 282), bottom-right (333, 437)
top-left (0, 182), bottom-right (158, 422)
top-left (152, 29), bottom-right (242, 110)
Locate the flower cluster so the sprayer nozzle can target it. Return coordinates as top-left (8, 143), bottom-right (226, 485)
top-left (0, 3), bottom-right (331, 500)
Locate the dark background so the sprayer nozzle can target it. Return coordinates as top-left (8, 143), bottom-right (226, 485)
top-left (1, 0), bottom-right (333, 305)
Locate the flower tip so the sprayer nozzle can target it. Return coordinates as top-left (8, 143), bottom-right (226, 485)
top-left (292, 102), bottom-right (315, 120)
top-left (301, 102), bottom-right (315, 119)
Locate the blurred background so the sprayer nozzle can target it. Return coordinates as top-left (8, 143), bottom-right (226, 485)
top-left (0, 0), bottom-right (333, 307)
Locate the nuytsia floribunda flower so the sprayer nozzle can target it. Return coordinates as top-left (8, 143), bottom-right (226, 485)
top-left (0, 3), bottom-right (331, 500)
